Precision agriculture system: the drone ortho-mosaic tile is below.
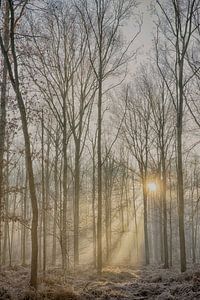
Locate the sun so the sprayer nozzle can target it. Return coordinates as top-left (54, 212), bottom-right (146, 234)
top-left (147, 182), bottom-right (157, 192)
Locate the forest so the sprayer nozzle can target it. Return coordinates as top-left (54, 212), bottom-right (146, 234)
top-left (0, 0), bottom-right (200, 299)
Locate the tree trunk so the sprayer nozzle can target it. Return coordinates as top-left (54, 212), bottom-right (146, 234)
top-left (41, 110), bottom-right (46, 275)
top-left (161, 150), bottom-right (169, 268)
top-left (177, 61), bottom-right (186, 272)
top-left (62, 119), bottom-right (68, 275)
top-left (169, 167), bottom-right (173, 267)
top-left (52, 131), bottom-right (59, 266)
top-left (74, 141), bottom-right (80, 268)
top-left (2, 140), bottom-right (9, 265)
top-left (45, 129), bottom-right (50, 263)
top-left (142, 177), bottom-right (149, 265)
top-left (22, 170), bottom-right (27, 266)
top-left (0, 0), bottom-right (9, 267)
top-left (92, 147), bottom-right (96, 268)
top-left (132, 174), bottom-right (138, 261)
top-left (120, 172), bottom-right (125, 233)
top-left (97, 41), bottom-right (103, 275)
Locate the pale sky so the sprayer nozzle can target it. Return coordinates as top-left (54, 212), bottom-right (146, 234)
top-left (136, 0), bottom-right (155, 59)
top-left (124, 0), bottom-right (154, 75)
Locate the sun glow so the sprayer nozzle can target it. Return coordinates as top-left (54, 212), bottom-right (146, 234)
top-left (147, 182), bottom-right (157, 192)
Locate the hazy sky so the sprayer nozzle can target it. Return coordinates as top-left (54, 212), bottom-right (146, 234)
top-left (124, 0), bottom-right (154, 73)
top-left (137, 0), bottom-right (154, 56)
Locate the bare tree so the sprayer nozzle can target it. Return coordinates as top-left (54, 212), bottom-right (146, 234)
top-left (122, 85), bottom-right (152, 265)
top-left (0, 0), bottom-right (9, 266)
top-left (76, 0), bottom-right (139, 274)
top-left (139, 68), bottom-right (175, 268)
top-left (0, 0), bottom-right (38, 288)
top-left (155, 0), bottom-right (200, 272)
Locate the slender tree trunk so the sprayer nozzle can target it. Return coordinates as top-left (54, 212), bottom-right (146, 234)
top-left (132, 175), bottom-right (138, 261)
top-left (125, 171), bottom-right (129, 230)
top-left (10, 172), bottom-right (19, 266)
top-left (192, 185), bottom-right (195, 263)
top-left (159, 165), bottom-right (164, 263)
top-left (177, 124), bottom-right (186, 271)
top-left (22, 170), bottom-right (27, 266)
top-left (120, 175), bottom-right (125, 233)
top-left (62, 118), bottom-right (68, 275)
top-left (104, 167), bottom-right (110, 262)
top-left (142, 176), bottom-right (149, 265)
top-left (161, 150), bottom-right (169, 268)
top-left (41, 110), bottom-right (46, 275)
top-left (97, 43), bottom-right (103, 275)
top-left (74, 141), bottom-right (80, 268)
top-left (92, 148), bottom-right (96, 268)
top-left (45, 129), bottom-right (50, 262)
top-left (169, 167), bottom-right (173, 267)
top-left (0, 0), bottom-right (9, 267)
top-left (52, 132), bottom-right (59, 266)
top-left (194, 179), bottom-right (199, 262)
top-left (2, 140), bottom-right (9, 265)
top-left (38, 199), bottom-right (42, 271)
top-left (2, 191), bottom-right (8, 265)
top-left (104, 155), bottom-right (113, 263)
top-left (177, 61), bottom-right (186, 271)
top-left (108, 189), bottom-right (112, 262)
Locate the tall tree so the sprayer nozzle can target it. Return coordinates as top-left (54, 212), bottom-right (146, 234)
top-left (0, 0), bottom-right (9, 266)
top-left (155, 0), bottom-right (200, 272)
top-left (140, 68), bottom-right (175, 268)
top-left (122, 85), bottom-right (152, 265)
top-left (76, 0), bottom-right (139, 274)
top-left (0, 0), bottom-right (38, 288)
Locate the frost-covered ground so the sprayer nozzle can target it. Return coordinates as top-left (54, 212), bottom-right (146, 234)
top-left (1, 264), bottom-right (200, 299)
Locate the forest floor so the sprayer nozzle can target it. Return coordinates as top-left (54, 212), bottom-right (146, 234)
top-left (0, 264), bottom-right (200, 299)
